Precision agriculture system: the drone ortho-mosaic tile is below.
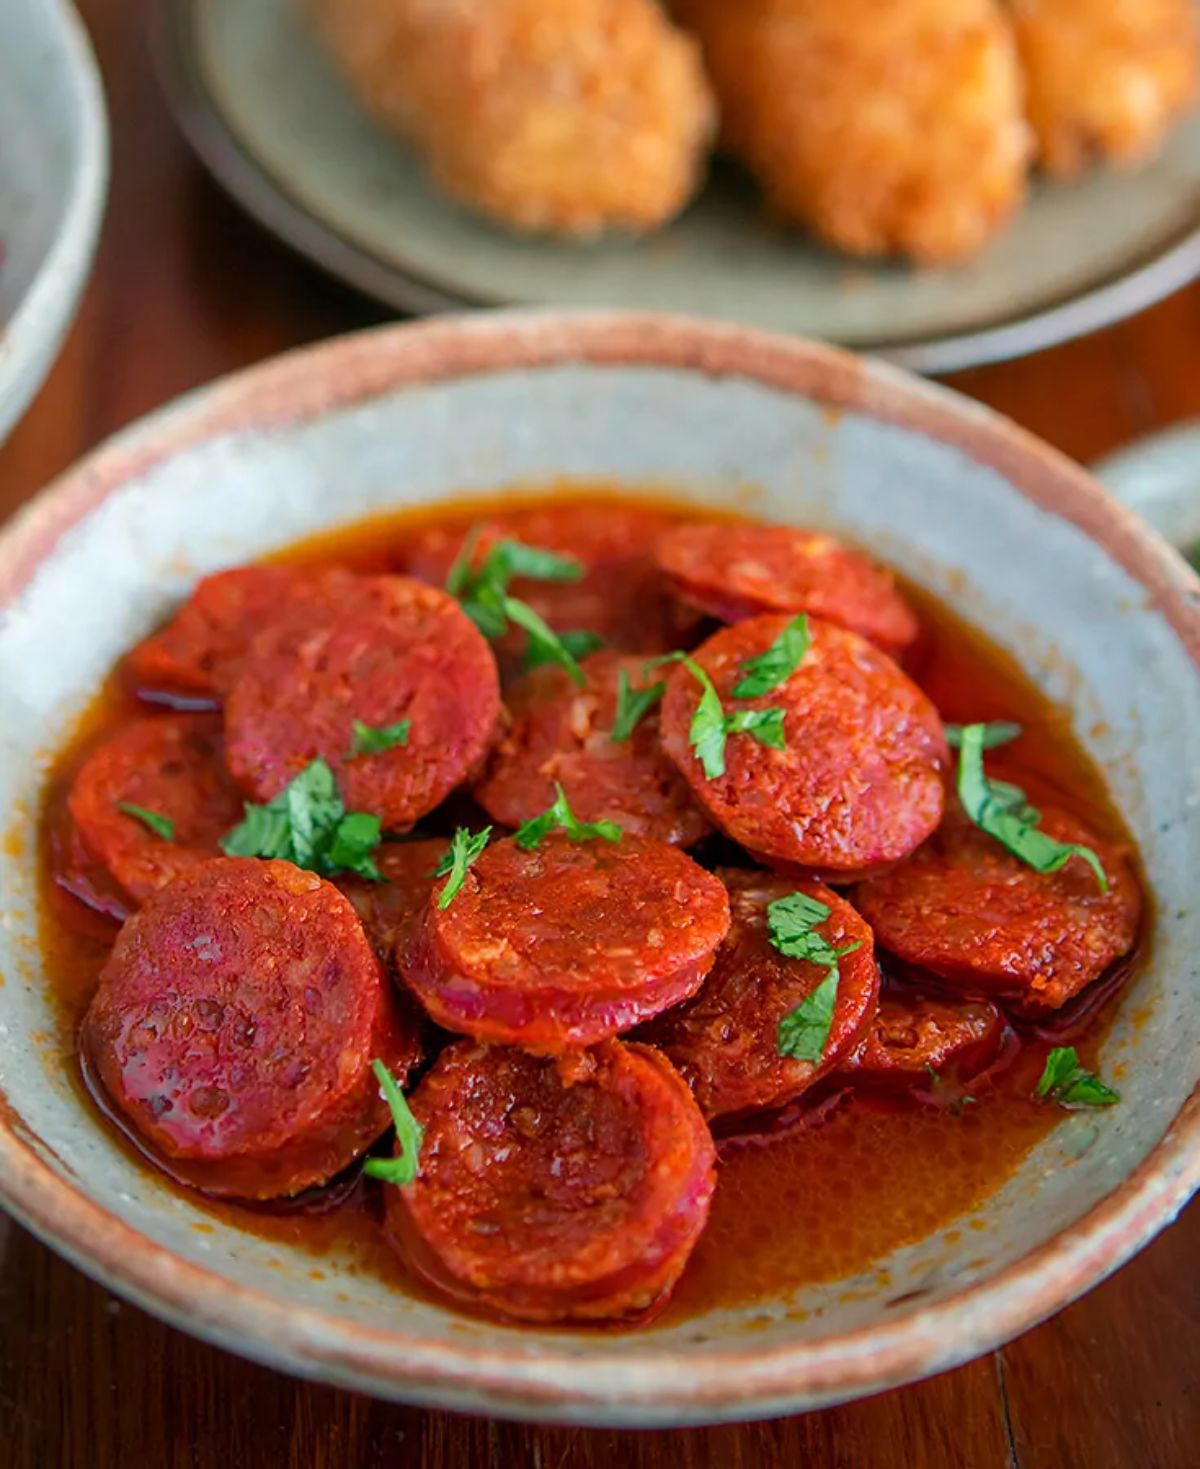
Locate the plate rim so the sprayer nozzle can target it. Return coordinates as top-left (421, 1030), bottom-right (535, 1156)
top-left (0, 308), bottom-right (1197, 1425)
top-left (152, 0), bottom-right (1200, 376)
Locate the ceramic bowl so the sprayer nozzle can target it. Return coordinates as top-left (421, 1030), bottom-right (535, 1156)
top-left (0, 0), bottom-right (108, 444)
top-left (0, 313), bottom-right (1196, 1426)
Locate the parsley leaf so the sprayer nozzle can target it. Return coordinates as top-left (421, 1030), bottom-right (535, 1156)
top-left (944, 720), bottom-right (1022, 751)
top-left (362, 1059), bottom-right (424, 1187)
top-left (514, 782), bottom-right (623, 850)
top-left (348, 717), bottom-right (411, 757)
top-left (483, 539), bottom-right (583, 586)
top-left (503, 597), bottom-right (586, 686)
top-left (220, 758), bottom-right (383, 880)
top-left (768, 891), bottom-right (863, 1063)
top-left (732, 614), bottom-right (811, 698)
top-left (1035, 1046), bottom-right (1120, 1109)
top-left (526, 628), bottom-right (604, 672)
top-left (956, 724), bottom-right (1107, 891)
top-left (778, 970), bottom-right (839, 1064)
top-left (116, 802), bottom-right (175, 841)
top-left (432, 825), bottom-right (493, 908)
top-left (610, 668), bottom-right (666, 742)
top-left (651, 652), bottom-right (787, 778)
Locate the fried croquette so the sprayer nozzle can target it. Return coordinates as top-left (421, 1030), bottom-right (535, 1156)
top-left (306, 0), bottom-right (715, 237)
top-left (1007, 1), bottom-right (1199, 176)
top-left (672, 0), bottom-right (1031, 264)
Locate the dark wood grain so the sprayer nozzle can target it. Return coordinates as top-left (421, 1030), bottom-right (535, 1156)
top-left (0, 2), bottom-right (1196, 1464)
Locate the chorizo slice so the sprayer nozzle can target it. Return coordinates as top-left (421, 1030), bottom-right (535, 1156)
top-left (660, 614), bottom-right (948, 878)
top-left (383, 1039), bottom-right (716, 1323)
top-left (643, 870), bottom-right (879, 1122)
top-left (336, 837), bottom-right (448, 971)
top-left (67, 714), bottom-right (244, 905)
top-left (81, 858), bottom-right (422, 1199)
top-left (840, 991), bottom-right (1009, 1089)
top-left (403, 831), bottom-right (730, 1052)
top-left (855, 808), bottom-right (1142, 1014)
top-left (474, 651), bottom-right (709, 845)
top-left (656, 522), bottom-right (918, 657)
top-left (124, 566), bottom-right (351, 704)
top-left (224, 575), bottom-right (500, 830)
top-left (402, 503), bottom-right (699, 657)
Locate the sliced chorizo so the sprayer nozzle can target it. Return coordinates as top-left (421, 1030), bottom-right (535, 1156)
top-left (474, 651), bottom-right (709, 845)
top-left (383, 1039), bottom-right (715, 1323)
top-left (403, 831), bottom-right (730, 1052)
top-left (224, 575), bottom-right (500, 830)
top-left (656, 521), bottom-right (918, 657)
top-left (67, 713), bottom-right (244, 905)
top-left (660, 614), bottom-right (948, 878)
top-left (81, 857), bottom-right (422, 1200)
top-left (124, 566), bottom-right (354, 704)
top-left (643, 870), bottom-right (879, 1122)
top-left (854, 807), bottom-right (1142, 1014)
top-left (336, 837), bottom-right (448, 971)
top-left (401, 503), bottom-right (699, 657)
top-left (840, 991), bottom-right (1009, 1088)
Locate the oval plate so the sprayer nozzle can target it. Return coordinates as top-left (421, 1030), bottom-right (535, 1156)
top-left (155, 0), bottom-right (1200, 374)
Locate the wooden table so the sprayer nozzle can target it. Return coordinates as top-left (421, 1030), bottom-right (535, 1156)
top-left (2, 4), bottom-right (1197, 1464)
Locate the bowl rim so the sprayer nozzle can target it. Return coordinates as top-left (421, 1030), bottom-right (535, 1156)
top-left (0, 0), bottom-right (109, 440)
top-left (1, 309), bottom-right (1197, 1425)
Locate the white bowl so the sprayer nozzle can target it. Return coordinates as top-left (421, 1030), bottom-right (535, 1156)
top-left (0, 312), bottom-right (1196, 1425)
top-left (0, 0), bottom-right (107, 443)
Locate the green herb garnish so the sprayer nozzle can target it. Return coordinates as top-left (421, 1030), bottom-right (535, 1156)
top-left (610, 668), bottom-right (666, 742)
top-left (944, 720), bottom-right (1022, 750)
top-left (768, 891), bottom-right (863, 1063)
top-left (650, 652), bottom-right (786, 779)
top-left (362, 1059), bottom-right (424, 1187)
top-left (116, 803), bottom-right (175, 841)
top-left (445, 531), bottom-right (588, 685)
top-left (956, 723), bottom-right (1107, 891)
top-left (732, 614), bottom-right (811, 698)
top-left (348, 717), bottom-right (411, 757)
top-left (526, 629), bottom-right (604, 672)
top-left (1035, 1046), bottom-right (1120, 1109)
top-left (220, 758), bottom-right (382, 880)
top-left (513, 782), bottom-right (623, 850)
top-left (432, 825), bottom-right (493, 908)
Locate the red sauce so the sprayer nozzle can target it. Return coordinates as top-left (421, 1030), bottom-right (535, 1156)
top-left (32, 489), bottom-right (1145, 1323)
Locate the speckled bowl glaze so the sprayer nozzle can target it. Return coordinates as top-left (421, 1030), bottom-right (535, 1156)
top-left (0, 0), bottom-right (107, 444)
top-left (0, 313), bottom-right (1196, 1426)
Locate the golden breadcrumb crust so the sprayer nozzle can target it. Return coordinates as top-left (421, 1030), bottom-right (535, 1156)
top-left (1007, 0), bottom-right (1199, 176)
top-left (307, 0), bottom-right (715, 237)
top-left (672, 0), bottom-right (1031, 263)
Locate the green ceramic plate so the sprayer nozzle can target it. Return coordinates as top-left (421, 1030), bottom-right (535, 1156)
top-left (157, 0), bottom-right (1200, 373)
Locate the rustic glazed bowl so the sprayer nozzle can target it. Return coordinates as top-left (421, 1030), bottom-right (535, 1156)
top-left (0, 313), bottom-right (1196, 1426)
top-left (0, 0), bottom-right (108, 443)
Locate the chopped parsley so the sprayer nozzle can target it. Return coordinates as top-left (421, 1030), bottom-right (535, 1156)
top-left (610, 668), bottom-right (666, 742)
top-left (362, 1059), bottom-right (424, 1187)
top-left (348, 717), bottom-right (411, 757)
top-left (432, 825), bottom-right (493, 908)
top-left (116, 802), bottom-right (175, 842)
top-left (732, 614), bottom-right (811, 698)
top-left (1035, 1047), bottom-right (1120, 1109)
top-left (944, 720), bottom-right (1022, 751)
top-left (220, 758), bottom-right (382, 880)
top-left (514, 782), bottom-right (623, 850)
top-left (446, 530), bottom-right (587, 683)
top-left (526, 628), bottom-right (604, 672)
top-left (956, 723), bottom-right (1107, 891)
top-left (768, 891), bottom-right (863, 1063)
top-left (650, 652), bottom-right (786, 779)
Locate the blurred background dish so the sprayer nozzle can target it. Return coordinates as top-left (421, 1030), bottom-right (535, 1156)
top-left (0, 0), bottom-right (107, 443)
top-left (157, 0), bottom-right (1200, 373)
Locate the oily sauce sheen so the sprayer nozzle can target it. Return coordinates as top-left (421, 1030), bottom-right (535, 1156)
top-left (34, 490), bottom-right (1145, 1324)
